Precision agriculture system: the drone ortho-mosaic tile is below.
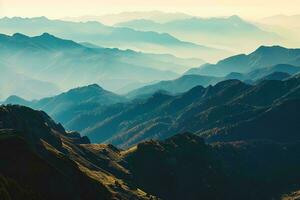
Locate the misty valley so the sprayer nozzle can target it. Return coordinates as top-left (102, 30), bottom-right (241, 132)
top-left (1, 10), bottom-right (300, 200)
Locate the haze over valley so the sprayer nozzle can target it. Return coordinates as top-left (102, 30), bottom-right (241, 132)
top-left (1, 1), bottom-right (300, 199)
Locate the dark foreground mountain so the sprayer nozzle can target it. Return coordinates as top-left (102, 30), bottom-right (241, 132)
top-left (1, 106), bottom-right (300, 200)
top-left (123, 133), bottom-right (300, 200)
top-left (0, 105), bottom-right (158, 200)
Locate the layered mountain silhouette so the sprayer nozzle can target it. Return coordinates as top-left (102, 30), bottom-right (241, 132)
top-left (126, 75), bottom-right (222, 99)
top-left (256, 71), bottom-right (291, 82)
top-left (6, 75), bottom-right (295, 148)
top-left (2, 11), bottom-right (300, 200)
top-left (0, 32), bottom-right (203, 93)
top-left (186, 46), bottom-right (300, 77)
top-left (116, 15), bottom-right (280, 53)
top-left (0, 16), bottom-right (228, 61)
top-left (127, 63), bottom-right (300, 98)
top-left (62, 11), bottom-right (193, 25)
top-left (4, 61), bottom-right (300, 148)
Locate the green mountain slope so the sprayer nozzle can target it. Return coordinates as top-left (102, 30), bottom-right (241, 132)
top-left (61, 75), bottom-right (300, 148)
top-left (4, 84), bottom-right (126, 124)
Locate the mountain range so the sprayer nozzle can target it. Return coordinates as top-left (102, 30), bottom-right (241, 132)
top-left (186, 46), bottom-right (300, 77)
top-left (71, 75), bottom-right (300, 148)
top-left (4, 44), bottom-right (300, 148)
top-left (1, 103), bottom-right (300, 199)
top-left (0, 16), bottom-right (228, 61)
top-left (128, 63), bottom-right (300, 99)
top-left (5, 72), bottom-right (300, 149)
top-left (3, 84), bottom-right (127, 125)
top-left (2, 11), bottom-right (300, 200)
top-left (62, 11), bottom-right (193, 25)
top-left (1, 42), bottom-right (300, 200)
top-left (0, 32), bottom-right (204, 95)
top-left (116, 15), bottom-right (280, 53)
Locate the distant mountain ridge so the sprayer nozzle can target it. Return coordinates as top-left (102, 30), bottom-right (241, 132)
top-left (186, 46), bottom-right (300, 77)
top-left (62, 11), bottom-right (193, 25)
top-left (128, 63), bottom-right (300, 99)
top-left (0, 32), bottom-right (204, 92)
top-left (126, 75), bottom-right (222, 98)
top-left (0, 16), bottom-right (229, 61)
top-left (116, 15), bottom-right (280, 53)
top-left (4, 61), bottom-right (300, 147)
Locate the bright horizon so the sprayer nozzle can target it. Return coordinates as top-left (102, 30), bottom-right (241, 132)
top-left (1, 0), bottom-right (300, 20)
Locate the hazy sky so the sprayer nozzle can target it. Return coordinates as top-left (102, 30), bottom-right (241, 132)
top-left (0, 0), bottom-right (300, 19)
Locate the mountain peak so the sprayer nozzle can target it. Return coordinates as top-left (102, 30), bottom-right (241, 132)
top-left (254, 45), bottom-right (287, 53)
top-left (31, 32), bottom-right (82, 49)
top-left (86, 83), bottom-right (104, 90)
top-left (228, 15), bottom-right (243, 21)
top-left (4, 95), bottom-right (27, 102)
top-left (40, 32), bottom-right (55, 38)
top-left (32, 16), bottom-right (48, 20)
top-left (12, 33), bottom-right (29, 39)
top-left (35, 33), bottom-right (63, 41)
top-left (66, 84), bottom-right (105, 95)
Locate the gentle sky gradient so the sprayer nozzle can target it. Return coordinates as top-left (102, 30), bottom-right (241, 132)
top-left (1, 0), bottom-right (300, 19)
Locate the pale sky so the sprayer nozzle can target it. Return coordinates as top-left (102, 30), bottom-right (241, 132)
top-left (0, 0), bottom-right (300, 19)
